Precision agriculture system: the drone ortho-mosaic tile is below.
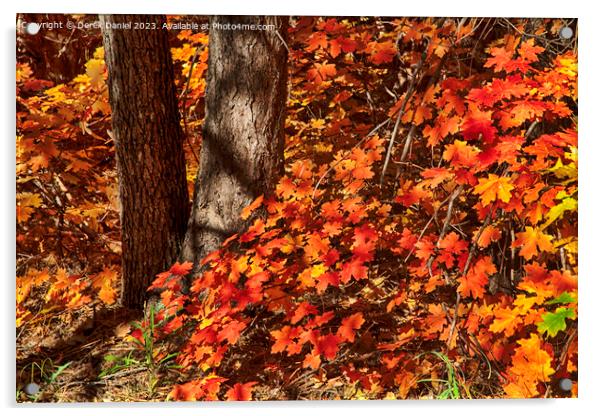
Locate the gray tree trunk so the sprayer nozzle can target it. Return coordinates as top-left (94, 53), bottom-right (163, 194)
top-left (181, 16), bottom-right (288, 267)
top-left (101, 14), bottom-right (189, 308)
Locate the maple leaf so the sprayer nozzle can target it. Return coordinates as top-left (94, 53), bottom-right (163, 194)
top-left (170, 376), bottom-right (227, 401)
top-left (489, 306), bottom-right (520, 336)
top-left (518, 39), bottom-right (545, 63)
top-left (415, 239), bottom-right (435, 261)
top-left (304, 232), bottom-right (330, 261)
top-left (315, 271), bottom-right (339, 293)
top-left (467, 86), bottom-right (498, 107)
top-left (170, 380), bottom-right (205, 401)
top-left (217, 320), bottom-right (246, 345)
top-left (402, 104), bottom-right (433, 125)
top-left (91, 267), bottom-right (118, 305)
top-left (347, 147), bottom-right (378, 181)
top-left (473, 174), bottom-right (514, 206)
top-left (484, 47), bottom-right (514, 72)
top-left (271, 326), bottom-right (300, 355)
top-left (327, 35), bottom-right (357, 58)
top-left (367, 41), bottom-right (396, 64)
top-left (317, 333), bottom-right (340, 360)
top-left (169, 261), bottom-right (194, 276)
top-left (290, 159), bottom-right (314, 180)
top-left (276, 176), bottom-right (297, 199)
top-left (291, 301), bottom-right (318, 324)
top-left (422, 304), bottom-right (447, 335)
top-left (438, 232), bottom-right (468, 255)
top-left (351, 223), bottom-right (378, 262)
top-left (16, 192), bottom-right (42, 223)
top-left (423, 115), bottom-right (461, 147)
top-left (509, 100), bottom-right (548, 125)
top-left (475, 225), bottom-right (502, 248)
top-left (306, 31), bottom-right (328, 52)
top-left (421, 167), bottom-right (453, 188)
top-left (442, 140), bottom-right (480, 168)
top-left (462, 108), bottom-right (496, 143)
top-left (504, 334), bottom-right (554, 397)
top-left (512, 226), bottom-right (555, 260)
top-left (457, 256), bottom-right (497, 298)
top-left (303, 352), bottom-right (321, 369)
top-left (225, 381), bottom-right (257, 401)
top-left (537, 307), bottom-right (575, 337)
top-left (337, 312), bottom-right (365, 342)
top-left (85, 58), bottom-right (105, 89)
top-left (307, 62), bottom-right (337, 83)
top-left (240, 195), bottom-right (264, 220)
top-left (340, 259), bottom-right (368, 283)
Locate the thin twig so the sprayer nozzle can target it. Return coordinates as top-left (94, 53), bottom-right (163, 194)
top-left (379, 49), bottom-right (428, 188)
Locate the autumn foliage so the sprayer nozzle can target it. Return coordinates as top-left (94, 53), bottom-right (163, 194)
top-left (17, 16), bottom-right (577, 401)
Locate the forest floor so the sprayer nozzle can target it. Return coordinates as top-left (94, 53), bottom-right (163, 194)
top-left (16, 302), bottom-right (180, 402)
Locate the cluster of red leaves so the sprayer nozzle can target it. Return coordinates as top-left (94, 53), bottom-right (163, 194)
top-left (148, 18), bottom-right (577, 400)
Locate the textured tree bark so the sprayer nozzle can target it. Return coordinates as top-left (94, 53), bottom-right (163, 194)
top-left (101, 15), bottom-right (189, 308)
top-left (181, 16), bottom-right (288, 267)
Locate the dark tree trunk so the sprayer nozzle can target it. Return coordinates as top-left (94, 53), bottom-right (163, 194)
top-left (181, 16), bottom-right (289, 267)
top-left (101, 15), bottom-right (189, 308)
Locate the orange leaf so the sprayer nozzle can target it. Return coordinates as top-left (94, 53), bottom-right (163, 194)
top-left (306, 31), bottom-right (328, 52)
top-left (307, 62), bottom-right (337, 83)
top-left (303, 352), bottom-right (321, 369)
top-left (291, 302), bottom-right (318, 324)
top-left (337, 312), bottom-right (365, 342)
top-left (484, 47), bottom-right (514, 72)
top-left (340, 259), bottom-right (368, 283)
top-left (476, 225), bottom-right (502, 248)
top-left (512, 226), bottom-right (555, 260)
top-left (489, 306), bottom-right (520, 336)
top-left (217, 320), bottom-right (246, 345)
top-left (241, 195), bottom-right (264, 220)
top-left (169, 261), bottom-right (194, 276)
top-left (225, 381), bottom-right (257, 401)
top-left (271, 325), bottom-right (301, 355)
top-left (423, 115), bottom-right (461, 147)
top-left (473, 174), bottom-right (514, 206)
top-left (457, 256), bottom-right (497, 298)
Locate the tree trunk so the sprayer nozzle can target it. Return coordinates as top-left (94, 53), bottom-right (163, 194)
top-left (181, 16), bottom-right (288, 267)
top-left (101, 15), bottom-right (189, 308)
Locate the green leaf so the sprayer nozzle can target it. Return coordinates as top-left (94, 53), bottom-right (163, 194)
top-left (546, 292), bottom-right (576, 305)
top-left (537, 307), bottom-right (575, 337)
top-left (541, 196), bottom-right (577, 230)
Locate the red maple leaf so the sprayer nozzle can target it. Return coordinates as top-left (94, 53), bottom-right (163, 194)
top-left (317, 333), bottom-right (341, 360)
top-left (462, 107), bottom-right (497, 143)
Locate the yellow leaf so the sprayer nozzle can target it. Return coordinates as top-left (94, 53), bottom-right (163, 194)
top-left (16, 192), bottom-right (42, 223)
top-left (473, 174), bottom-right (514, 206)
